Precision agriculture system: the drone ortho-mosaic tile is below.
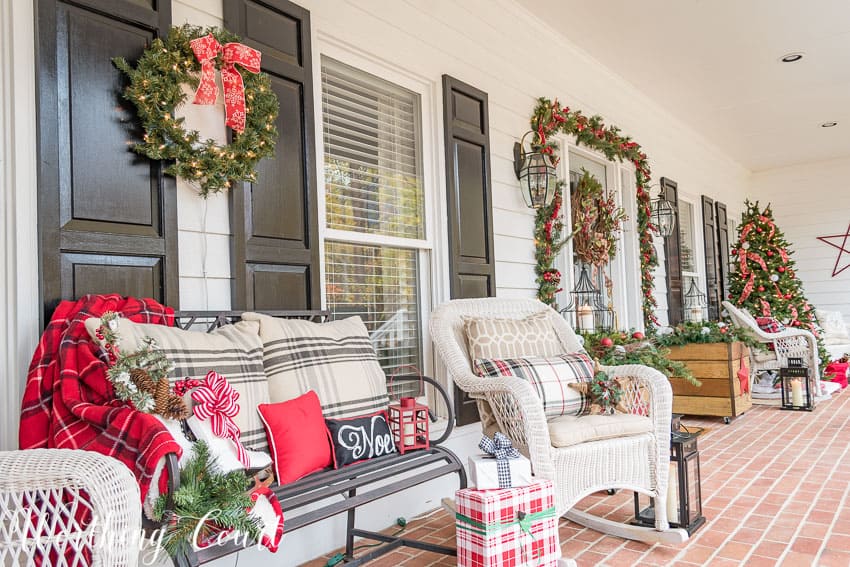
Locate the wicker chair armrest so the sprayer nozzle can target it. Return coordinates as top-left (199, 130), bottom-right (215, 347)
top-left (599, 363), bottom-right (673, 442)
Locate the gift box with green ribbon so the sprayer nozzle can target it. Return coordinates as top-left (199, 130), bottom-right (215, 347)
top-left (455, 480), bottom-right (560, 566)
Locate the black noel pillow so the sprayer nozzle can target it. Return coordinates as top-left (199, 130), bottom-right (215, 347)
top-left (325, 411), bottom-right (397, 467)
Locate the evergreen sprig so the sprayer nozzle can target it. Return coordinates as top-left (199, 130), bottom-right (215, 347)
top-left (530, 98), bottom-right (659, 330)
top-left (114, 24), bottom-right (279, 197)
top-left (152, 441), bottom-right (261, 558)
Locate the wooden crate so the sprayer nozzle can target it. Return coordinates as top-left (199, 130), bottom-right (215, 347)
top-left (667, 342), bottom-right (752, 420)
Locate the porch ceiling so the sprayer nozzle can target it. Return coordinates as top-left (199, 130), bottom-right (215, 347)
top-left (516, 0), bottom-right (850, 172)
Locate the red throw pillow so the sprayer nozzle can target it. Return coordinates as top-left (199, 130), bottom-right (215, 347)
top-left (258, 391), bottom-right (333, 485)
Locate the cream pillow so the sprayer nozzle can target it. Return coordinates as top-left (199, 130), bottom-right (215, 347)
top-left (464, 311), bottom-right (563, 361)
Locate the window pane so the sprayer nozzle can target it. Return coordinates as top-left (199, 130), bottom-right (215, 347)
top-left (679, 201), bottom-right (696, 273)
top-left (322, 57), bottom-right (425, 239)
top-left (325, 241), bottom-right (423, 377)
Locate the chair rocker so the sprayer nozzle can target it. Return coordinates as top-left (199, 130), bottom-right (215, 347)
top-left (429, 298), bottom-right (688, 545)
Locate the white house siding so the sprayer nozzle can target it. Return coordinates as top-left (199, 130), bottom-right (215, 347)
top-left (0, 0), bottom-right (757, 563)
top-left (750, 157), bottom-right (850, 320)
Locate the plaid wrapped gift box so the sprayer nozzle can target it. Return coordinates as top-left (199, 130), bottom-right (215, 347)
top-left (455, 480), bottom-right (560, 567)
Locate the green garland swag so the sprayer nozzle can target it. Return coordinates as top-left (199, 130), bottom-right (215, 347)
top-left (534, 182), bottom-right (572, 306)
top-left (114, 25), bottom-right (279, 197)
top-left (530, 98), bottom-right (659, 331)
top-left (152, 441), bottom-right (260, 558)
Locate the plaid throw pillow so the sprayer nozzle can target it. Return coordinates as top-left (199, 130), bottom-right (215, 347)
top-left (242, 313), bottom-right (388, 419)
top-left (756, 317), bottom-right (786, 334)
top-left (473, 353), bottom-right (595, 418)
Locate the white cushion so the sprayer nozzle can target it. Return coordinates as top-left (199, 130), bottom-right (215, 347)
top-left (548, 413), bottom-right (652, 448)
top-left (817, 309), bottom-right (850, 342)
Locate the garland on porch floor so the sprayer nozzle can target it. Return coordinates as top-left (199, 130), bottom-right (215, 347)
top-left (529, 98), bottom-right (660, 330)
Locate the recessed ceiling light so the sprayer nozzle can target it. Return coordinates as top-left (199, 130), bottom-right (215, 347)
top-left (780, 52), bottom-right (804, 63)
top-left (821, 121), bottom-right (839, 128)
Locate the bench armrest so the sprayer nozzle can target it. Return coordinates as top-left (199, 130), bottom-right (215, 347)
top-left (389, 374), bottom-right (455, 445)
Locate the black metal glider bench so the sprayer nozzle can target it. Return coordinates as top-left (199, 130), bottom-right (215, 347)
top-left (155, 310), bottom-right (467, 566)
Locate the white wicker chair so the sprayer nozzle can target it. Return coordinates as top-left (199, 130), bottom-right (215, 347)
top-left (722, 300), bottom-right (822, 395)
top-left (0, 449), bottom-right (141, 566)
top-left (430, 298), bottom-right (687, 545)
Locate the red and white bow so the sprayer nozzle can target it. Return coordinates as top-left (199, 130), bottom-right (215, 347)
top-left (189, 33), bottom-right (262, 133)
top-left (192, 370), bottom-right (249, 467)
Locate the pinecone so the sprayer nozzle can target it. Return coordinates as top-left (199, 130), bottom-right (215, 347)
top-left (130, 368), bottom-right (156, 393)
top-left (161, 395), bottom-right (190, 420)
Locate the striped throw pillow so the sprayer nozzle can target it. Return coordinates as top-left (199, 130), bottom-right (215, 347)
top-left (472, 353), bottom-right (595, 418)
top-left (242, 313), bottom-right (388, 419)
top-left (85, 317), bottom-right (270, 452)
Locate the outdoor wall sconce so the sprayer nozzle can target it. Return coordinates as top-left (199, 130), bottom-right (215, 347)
top-left (513, 131), bottom-right (557, 209)
top-left (651, 195), bottom-right (677, 237)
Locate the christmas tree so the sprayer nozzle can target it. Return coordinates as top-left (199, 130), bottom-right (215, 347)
top-left (728, 200), bottom-right (828, 365)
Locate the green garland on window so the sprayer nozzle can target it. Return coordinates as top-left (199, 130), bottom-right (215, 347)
top-left (534, 182), bottom-right (572, 306)
top-left (529, 98), bottom-right (659, 330)
top-left (113, 25), bottom-right (279, 197)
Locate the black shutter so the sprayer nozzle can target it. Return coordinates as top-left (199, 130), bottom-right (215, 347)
top-left (442, 75), bottom-right (496, 425)
top-left (662, 177), bottom-right (683, 326)
top-left (225, 0), bottom-right (320, 310)
top-left (36, 0), bottom-right (176, 324)
top-left (703, 196), bottom-right (721, 320)
top-left (715, 201), bottom-right (731, 307)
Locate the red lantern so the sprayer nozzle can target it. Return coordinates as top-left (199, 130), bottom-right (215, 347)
top-left (387, 397), bottom-right (430, 454)
top-left (387, 367), bottom-right (430, 454)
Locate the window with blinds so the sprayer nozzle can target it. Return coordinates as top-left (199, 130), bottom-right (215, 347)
top-left (321, 57), bottom-right (427, 384)
top-left (322, 57), bottom-right (425, 240)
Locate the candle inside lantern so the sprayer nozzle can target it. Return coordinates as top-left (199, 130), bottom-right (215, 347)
top-left (791, 378), bottom-right (804, 407)
top-left (578, 304), bottom-right (594, 331)
top-left (667, 461), bottom-right (679, 525)
top-left (401, 397), bottom-right (416, 445)
top-left (689, 306), bottom-right (703, 323)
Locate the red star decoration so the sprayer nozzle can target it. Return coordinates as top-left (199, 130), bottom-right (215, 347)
top-left (817, 222), bottom-right (850, 277)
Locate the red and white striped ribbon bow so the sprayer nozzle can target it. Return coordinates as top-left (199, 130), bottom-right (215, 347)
top-left (192, 370), bottom-right (249, 467)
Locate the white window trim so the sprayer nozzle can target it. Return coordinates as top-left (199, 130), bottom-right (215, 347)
top-left (556, 137), bottom-right (643, 331)
top-left (311, 34), bottom-right (450, 387)
top-left (678, 192), bottom-right (707, 292)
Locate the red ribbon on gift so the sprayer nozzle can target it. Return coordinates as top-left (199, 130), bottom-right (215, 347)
top-left (190, 34), bottom-right (262, 133)
top-left (192, 370), bottom-right (249, 467)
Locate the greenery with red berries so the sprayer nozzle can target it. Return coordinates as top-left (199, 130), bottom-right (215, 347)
top-left (534, 182), bottom-right (571, 306)
top-left (530, 98), bottom-right (659, 330)
top-left (728, 200), bottom-right (828, 366)
top-left (581, 330), bottom-right (699, 386)
top-left (655, 321), bottom-right (759, 349)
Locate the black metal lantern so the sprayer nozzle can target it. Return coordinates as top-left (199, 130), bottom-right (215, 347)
top-left (780, 357), bottom-right (814, 411)
top-left (683, 278), bottom-right (707, 323)
top-left (634, 419), bottom-right (706, 535)
top-left (651, 196), bottom-right (677, 237)
top-left (560, 265), bottom-right (614, 332)
top-left (513, 131), bottom-right (557, 209)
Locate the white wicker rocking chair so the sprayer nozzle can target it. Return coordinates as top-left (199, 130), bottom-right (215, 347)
top-left (0, 449), bottom-right (141, 566)
top-left (430, 298), bottom-right (688, 545)
top-left (722, 300), bottom-right (824, 396)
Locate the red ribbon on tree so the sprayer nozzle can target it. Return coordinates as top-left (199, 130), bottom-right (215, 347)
top-left (190, 33), bottom-right (262, 133)
top-left (192, 370), bottom-right (249, 467)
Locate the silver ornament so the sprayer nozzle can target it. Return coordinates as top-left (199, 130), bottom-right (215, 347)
top-left (742, 242), bottom-right (750, 250)
top-left (770, 274), bottom-right (779, 282)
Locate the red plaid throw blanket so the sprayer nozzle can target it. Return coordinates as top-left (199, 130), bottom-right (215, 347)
top-left (19, 294), bottom-right (182, 502)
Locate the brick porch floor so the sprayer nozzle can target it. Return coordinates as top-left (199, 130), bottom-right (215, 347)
top-left (303, 386), bottom-right (850, 566)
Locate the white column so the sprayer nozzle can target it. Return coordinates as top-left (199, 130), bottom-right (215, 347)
top-left (0, 0), bottom-right (40, 451)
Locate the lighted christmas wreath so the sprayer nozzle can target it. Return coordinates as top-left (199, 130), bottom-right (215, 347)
top-left (114, 25), bottom-right (279, 197)
top-left (530, 98), bottom-right (660, 329)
